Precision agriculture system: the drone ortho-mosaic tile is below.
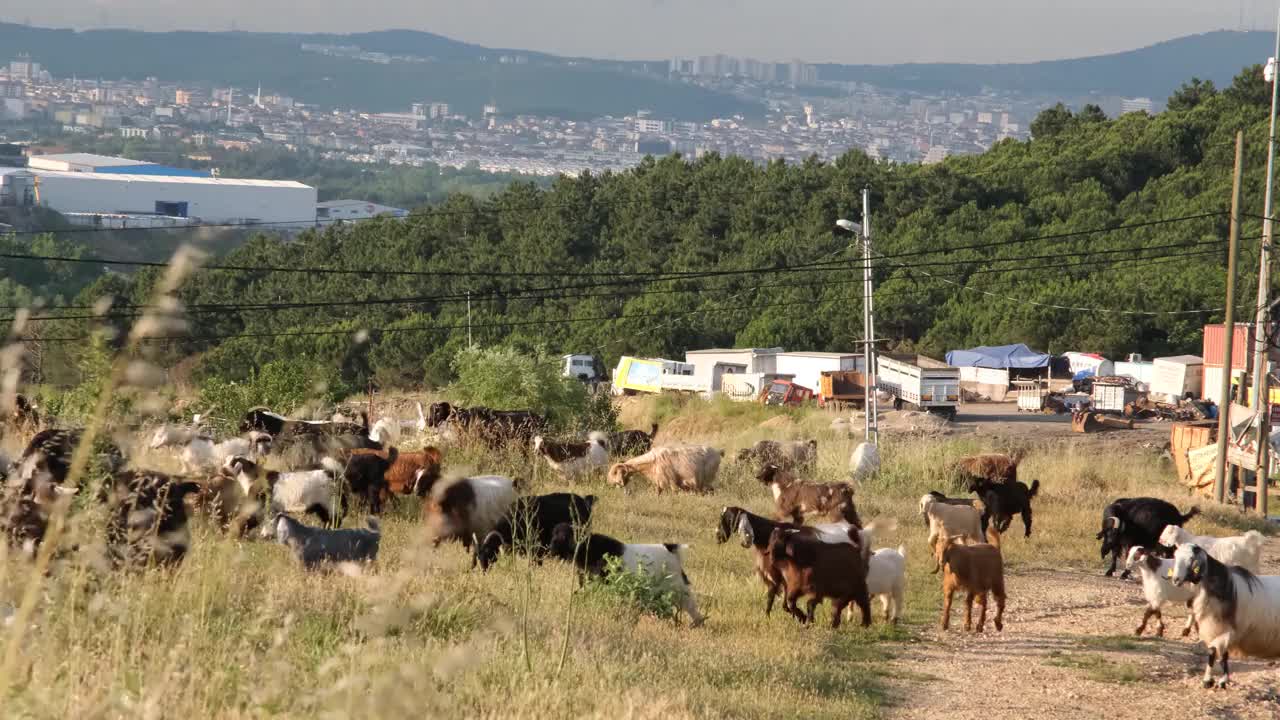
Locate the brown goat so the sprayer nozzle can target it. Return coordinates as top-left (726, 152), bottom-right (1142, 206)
top-left (951, 453), bottom-right (1020, 487)
top-left (757, 464), bottom-right (861, 526)
top-left (935, 527), bottom-right (1005, 632)
top-left (767, 527), bottom-right (871, 628)
top-left (195, 471), bottom-right (261, 537)
top-left (347, 446), bottom-right (442, 497)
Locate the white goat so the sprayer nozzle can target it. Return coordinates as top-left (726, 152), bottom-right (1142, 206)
top-left (368, 402), bottom-right (428, 447)
top-left (867, 546), bottom-right (908, 623)
top-left (149, 424), bottom-right (259, 473)
top-left (920, 493), bottom-right (983, 570)
top-left (1126, 546), bottom-right (1197, 637)
top-left (1172, 543), bottom-right (1280, 688)
top-left (1159, 524), bottom-right (1264, 574)
top-left (607, 445), bottom-right (721, 493)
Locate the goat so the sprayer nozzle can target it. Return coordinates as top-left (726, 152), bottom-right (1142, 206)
top-left (736, 439), bottom-right (818, 471)
top-left (866, 546), bottom-right (908, 624)
top-left (475, 492), bottom-right (596, 571)
top-left (20, 428), bottom-right (125, 484)
top-left (715, 506), bottom-right (859, 616)
top-left (533, 432), bottom-right (609, 479)
top-left (1159, 524), bottom-right (1264, 575)
top-left (348, 446), bottom-right (442, 498)
top-left (426, 402), bottom-right (547, 448)
top-left (920, 493), bottom-right (983, 570)
top-left (273, 513), bottom-right (381, 571)
top-left (758, 464), bottom-right (860, 525)
top-left (222, 455), bottom-right (343, 532)
top-left (951, 452), bottom-right (1021, 486)
top-left (926, 490), bottom-right (976, 509)
top-left (5, 393), bottom-right (40, 432)
top-left (339, 447), bottom-right (399, 514)
top-left (967, 477), bottom-right (1039, 538)
top-left (935, 528), bottom-right (1006, 632)
top-left (367, 402), bottom-right (428, 447)
top-left (423, 474), bottom-right (518, 552)
top-left (103, 471), bottom-right (202, 568)
top-left (608, 423), bottom-right (659, 458)
top-left (1, 460), bottom-right (77, 557)
top-left (548, 522), bottom-right (705, 627)
top-left (766, 526), bottom-right (872, 628)
top-left (195, 471), bottom-right (261, 537)
top-left (1172, 543), bottom-right (1280, 688)
top-left (1126, 546), bottom-right (1198, 638)
top-left (1097, 497), bottom-right (1199, 578)
top-left (148, 424), bottom-right (260, 473)
top-left (607, 445), bottom-right (721, 494)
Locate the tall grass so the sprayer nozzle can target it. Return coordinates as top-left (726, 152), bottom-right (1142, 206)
top-left (1, 393), bottom-right (1254, 718)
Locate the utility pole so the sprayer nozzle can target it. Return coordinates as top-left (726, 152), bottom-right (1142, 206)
top-left (862, 187), bottom-right (879, 445)
top-left (467, 291), bottom-right (473, 348)
top-left (1252, 12), bottom-right (1280, 519)
top-left (1216, 130), bottom-right (1246, 504)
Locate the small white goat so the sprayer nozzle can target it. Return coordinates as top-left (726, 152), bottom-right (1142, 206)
top-left (1125, 545), bottom-right (1197, 637)
top-left (1159, 524), bottom-right (1264, 574)
top-left (920, 493), bottom-right (983, 570)
top-left (867, 546), bottom-right (908, 623)
top-left (149, 424), bottom-right (258, 473)
top-left (368, 402), bottom-right (428, 447)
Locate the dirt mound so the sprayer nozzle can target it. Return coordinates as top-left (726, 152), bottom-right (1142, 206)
top-left (757, 415), bottom-right (796, 431)
top-left (881, 410), bottom-right (952, 435)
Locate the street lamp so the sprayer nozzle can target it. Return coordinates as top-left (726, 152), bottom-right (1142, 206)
top-left (836, 189), bottom-right (877, 445)
top-left (835, 218), bottom-right (861, 235)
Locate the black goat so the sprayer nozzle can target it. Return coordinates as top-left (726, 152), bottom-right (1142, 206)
top-left (608, 424), bottom-right (659, 458)
top-left (1097, 497), bottom-right (1199, 578)
top-left (474, 492), bottom-right (596, 571)
top-left (340, 447), bottom-right (398, 514)
top-left (104, 471), bottom-right (201, 568)
top-left (966, 477), bottom-right (1040, 538)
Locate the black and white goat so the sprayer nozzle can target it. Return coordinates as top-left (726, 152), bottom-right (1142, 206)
top-left (272, 513), bottom-right (381, 571)
top-left (1172, 543), bottom-right (1280, 688)
top-left (532, 433), bottom-right (609, 479)
top-left (548, 522), bottom-right (705, 626)
top-left (1097, 497), bottom-right (1199, 578)
top-left (475, 492), bottom-right (596, 571)
top-left (221, 455), bottom-right (344, 532)
top-left (19, 428), bottom-right (125, 484)
top-left (1126, 546), bottom-right (1197, 638)
top-left (423, 474), bottom-right (518, 551)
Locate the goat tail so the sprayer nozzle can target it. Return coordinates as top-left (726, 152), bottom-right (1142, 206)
top-left (1180, 506), bottom-right (1202, 524)
top-left (360, 411), bottom-right (370, 432)
top-left (648, 423), bottom-right (659, 439)
top-left (320, 456), bottom-right (345, 474)
top-left (1027, 479), bottom-right (1040, 499)
top-left (366, 516), bottom-right (381, 533)
top-left (385, 446), bottom-right (399, 465)
top-left (1245, 529), bottom-right (1266, 549)
top-left (897, 544), bottom-right (907, 561)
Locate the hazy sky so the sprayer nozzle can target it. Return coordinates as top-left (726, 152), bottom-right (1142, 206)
top-left (5, 1), bottom-right (1267, 64)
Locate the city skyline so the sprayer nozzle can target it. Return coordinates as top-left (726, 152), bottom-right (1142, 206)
top-left (5, 0), bottom-right (1260, 66)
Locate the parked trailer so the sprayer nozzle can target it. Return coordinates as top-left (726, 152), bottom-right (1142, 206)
top-left (819, 370), bottom-right (867, 410)
top-left (876, 354), bottom-right (961, 418)
top-left (1092, 379), bottom-right (1140, 415)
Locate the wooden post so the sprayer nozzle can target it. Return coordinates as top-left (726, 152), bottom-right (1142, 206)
top-left (1214, 130), bottom-right (1245, 505)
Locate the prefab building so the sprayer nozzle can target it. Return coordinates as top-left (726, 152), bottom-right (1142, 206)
top-left (684, 348), bottom-right (782, 392)
top-left (773, 351), bottom-right (864, 395)
top-left (32, 170), bottom-right (316, 225)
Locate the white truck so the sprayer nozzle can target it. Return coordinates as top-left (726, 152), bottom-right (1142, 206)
top-left (876, 354), bottom-right (961, 418)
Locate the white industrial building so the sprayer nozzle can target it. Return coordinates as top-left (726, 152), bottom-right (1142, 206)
top-left (31, 170), bottom-right (316, 225)
top-left (316, 199), bottom-right (408, 225)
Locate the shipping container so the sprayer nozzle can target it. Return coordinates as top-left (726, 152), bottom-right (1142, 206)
top-left (1092, 381), bottom-right (1139, 414)
top-left (1202, 323), bottom-right (1252, 369)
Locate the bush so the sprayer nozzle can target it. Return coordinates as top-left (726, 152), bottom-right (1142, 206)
top-left (582, 555), bottom-right (681, 623)
top-left (447, 346), bottom-right (614, 431)
top-left (37, 337), bottom-right (133, 423)
top-left (198, 360), bottom-right (351, 433)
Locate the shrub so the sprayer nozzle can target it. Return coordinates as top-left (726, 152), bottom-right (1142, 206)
top-left (582, 555), bottom-right (680, 623)
top-left (37, 337), bottom-right (133, 423)
top-left (198, 360), bottom-right (351, 433)
top-left (447, 346), bottom-right (613, 431)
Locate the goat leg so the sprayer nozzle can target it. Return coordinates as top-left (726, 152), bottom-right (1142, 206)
top-left (764, 583), bottom-right (779, 616)
top-left (963, 592), bottom-right (975, 632)
top-left (804, 597), bottom-right (820, 625)
top-left (1022, 507), bottom-right (1032, 538)
top-left (940, 589), bottom-right (954, 630)
top-left (1216, 650), bottom-right (1231, 689)
top-left (1136, 607), bottom-right (1156, 636)
top-left (992, 591), bottom-right (1005, 632)
top-left (854, 591), bottom-right (872, 628)
top-left (1202, 647), bottom-right (1218, 689)
top-left (831, 599), bottom-right (846, 629)
top-left (1182, 603), bottom-right (1197, 638)
top-left (974, 592), bottom-right (988, 633)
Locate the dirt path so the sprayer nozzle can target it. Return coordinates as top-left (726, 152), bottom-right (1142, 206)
top-left (883, 539), bottom-right (1280, 720)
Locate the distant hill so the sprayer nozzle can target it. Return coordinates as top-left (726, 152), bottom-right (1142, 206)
top-left (0, 23), bottom-right (756, 121)
top-left (817, 31), bottom-right (1273, 99)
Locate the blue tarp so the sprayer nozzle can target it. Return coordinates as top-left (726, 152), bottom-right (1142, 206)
top-left (945, 344), bottom-right (1052, 369)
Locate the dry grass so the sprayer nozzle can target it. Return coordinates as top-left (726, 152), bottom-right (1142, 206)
top-left (0, 394), bottom-right (1263, 718)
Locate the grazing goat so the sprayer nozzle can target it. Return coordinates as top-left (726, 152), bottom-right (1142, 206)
top-left (1, 460), bottom-right (77, 557)
top-left (767, 527), bottom-right (872, 628)
top-left (195, 471), bottom-right (261, 537)
top-left (238, 408), bottom-right (377, 451)
top-left (5, 394), bottom-right (40, 432)
top-left (475, 492), bottom-right (596, 571)
top-left (533, 433), bottom-right (609, 479)
top-left (1097, 497), bottom-right (1199, 578)
top-left (222, 456), bottom-right (343, 531)
top-left (967, 477), bottom-right (1039, 538)
top-left (1159, 524), bottom-right (1264, 574)
top-left (608, 445), bottom-right (721, 494)
top-left (926, 490), bottom-right (976, 508)
top-left (951, 452), bottom-right (1021, 486)
top-left (339, 447), bottom-right (398, 514)
top-left (758, 464), bottom-right (860, 525)
top-left (1126, 546), bottom-right (1198, 638)
top-left (424, 474), bottom-right (518, 552)
top-left (104, 471), bottom-right (201, 568)
top-left (920, 493), bottom-right (983, 570)
top-left (273, 513), bottom-right (381, 571)
top-left (715, 506), bottom-right (859, 616)
top-left (20, 428), bottom-right (125, 484)
top-left (148, 424), bottom-right (259, 473)
top-left (426, 402), bottom-right (547, 448)
top-left (367, 402), bottom-right (427, 446)
top-left (348, 446), bottom-right (442, 497)
top-left (737, 439), bottom-right (818, 471)
top-left (608, 424), bottom-right (659, 458)
top-left (1172, 543), bottom-right (1280, 688)
top-left (935, 528), bottom-right (1006, 632)
top-left (548, 522), bottom-right (705, 627)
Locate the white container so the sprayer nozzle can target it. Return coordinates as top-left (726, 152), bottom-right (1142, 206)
top-left (1150, 355), bottom-right (1204, 403)
top-left (774, 352), bottom-right (863, 397)
top-left (877, 355), bottom-right (960, 414)
top-left (1202, 365), bottom-right (1246, 407)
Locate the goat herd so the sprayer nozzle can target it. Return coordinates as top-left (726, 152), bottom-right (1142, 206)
top-left (1, 397), bottom-right (1278, 689)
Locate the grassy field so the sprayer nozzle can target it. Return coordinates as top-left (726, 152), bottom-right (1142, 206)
top-left (0, 395), bottom-right (1263, 719)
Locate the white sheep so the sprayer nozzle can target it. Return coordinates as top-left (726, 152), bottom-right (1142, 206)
top-left (1172, 543), bottom-right (1280, 688)
top-left (1125, 546), bottom-right (1197, 637)
top-left (920, 493), bottom-right (983, 570)
top-left (607, 445), bottom-right (721, 493)
top-left (1159, 524), bottom-right (1264, 574)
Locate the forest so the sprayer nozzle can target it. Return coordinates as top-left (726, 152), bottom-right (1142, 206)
top-left (4, 67), bottom-right (1276, 391)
